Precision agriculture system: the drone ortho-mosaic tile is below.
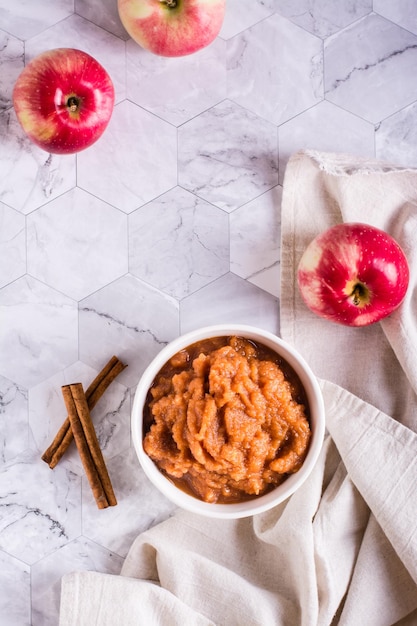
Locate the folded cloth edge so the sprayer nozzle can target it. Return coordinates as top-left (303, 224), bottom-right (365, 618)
top-left (320, 378), bottom-right (417, 586)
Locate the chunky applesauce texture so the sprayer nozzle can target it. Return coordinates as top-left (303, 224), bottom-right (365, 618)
top-left (143, 336), bottom-right (311, 504)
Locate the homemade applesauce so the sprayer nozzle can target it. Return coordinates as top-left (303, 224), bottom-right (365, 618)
top-left (143, 336), bottom-right (311, 504)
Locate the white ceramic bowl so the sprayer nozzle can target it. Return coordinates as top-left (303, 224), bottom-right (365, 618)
top-left (131, 324), bottom-right (325, 519)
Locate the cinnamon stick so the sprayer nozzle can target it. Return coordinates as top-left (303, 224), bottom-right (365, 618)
top-left (62, 383), bottom-right (117, 509)
top-left (42, 356), bottom-right (127, 468)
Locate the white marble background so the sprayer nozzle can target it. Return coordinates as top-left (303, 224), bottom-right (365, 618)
top-left (1, 0), bottom-right (417, 624)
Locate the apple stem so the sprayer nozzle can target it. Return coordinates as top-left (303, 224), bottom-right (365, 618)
top-left (159, 0), bottom-right (177, 6)
top-left (352, 284), bottom-right (365, 306)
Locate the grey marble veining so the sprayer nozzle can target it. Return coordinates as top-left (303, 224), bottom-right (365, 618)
top-left (324, 13), bottom-right (417, 123)
top-left (1, 1), bottom-right (417, 623)
top-left (227, 13), bottom-right (323, 125)
top-left (178, 100), bottom-right (279, 212)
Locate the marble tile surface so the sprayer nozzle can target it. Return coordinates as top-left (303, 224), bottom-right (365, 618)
top-left (1, 1), bottom-right (417, 623)
top-left (0, 109), bottom-right (77, 215)
top-left (78, 100), bottom-right (178, 213)
top-left (227, 13), bottom-right (323, 125)
top-left (275, 0), bottom-right (372, 38)
top-left (0, 0), bottom-right (73, 40)
top-left (178, 100), bottom-right (279, 212)
top-left (27, 188), bottom-right (128, 300)
top-left (0, 203), bottom-right (26, 288)
top-left (126, 38), bottom-right (227, 126)
top-left (324, 13), bottom-right (417, 123)
top-left (129, 186), bottom-right (229, 299)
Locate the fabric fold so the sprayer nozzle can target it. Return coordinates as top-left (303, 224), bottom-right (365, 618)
top-left (280, 150), bottom-right (417, 431)
top-left (59, 151), bottom-right (417, 626)
top-left (321, 380), bottom-right (417, 585)
top-left (60, 378), bottom-right (417, 625)
top-left (59, 570), bottom-right (215, 626)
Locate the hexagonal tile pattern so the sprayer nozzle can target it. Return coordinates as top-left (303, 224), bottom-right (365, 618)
top-left (0, 30), bottom-right (24, 110)
top-left (0, 552), bottom-right (30, 625)
top-left (0, 449), bottom-right (81, 564)
top-left (374, 0), bottom-right (417, 36)
top-left (126, 37), bottom-right (226, 126)
top-left (227, 13), bottom-right (323, 125)
top-left (0, 109), bottom-right (76, 215)
top-left (324, 13), bottom-right (417, 123)
top-left (180, 273), bottom-right (280, 335)
top-left (29, 360), bottom-right (130, 467)
top-left (178, 100), bottom-right (278, 212)
top-left (219, 0), bottom-right (276, 40)
top-left (27, 188), bottom-right (128, 300)
top-left (31, 537), bottom-right (124, 626)
top-left (275, 0), bottom-right (372, 38)
top-left (79, 275), bottom-right (179, 388)
top-left (376, 102), bottom-right (417, 168)
top-left (3, 1), bottom-right (417, 623)
top-left (230, 186), bottom-right (281, 298)
top-left (81, 447), bottom-right (176, 557)
top-left (0, 376), bottom-right (28, 462)
top-left (129, 187), bottom-right (229, 299)
top-left (75, 0), bottom-right (128, 40)
top-left (278, 100), bottom-right (375, 181)
top-left (0, 0), bottom-right (73, 40)
top-left (0, 276), bottom-right (78, 388)
top-left (0, 203), bottom-right (26, 288)
top-left (78, 101), bottom-right (177, 214)
top-left (25, 13), bottom-right (126, 103)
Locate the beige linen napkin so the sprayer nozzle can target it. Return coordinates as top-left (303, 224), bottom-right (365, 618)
top-left (280, 150), bottom-right (417, 430)
top-left (59, 152), bottom-right (417, 625)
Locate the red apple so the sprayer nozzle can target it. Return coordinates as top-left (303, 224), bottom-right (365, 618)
top-left (13, 48), bottom-right (115, 155)
top-left (297, 222), bottom-right (409, 327)
top-left (118, 0), bottom-right (226, 57)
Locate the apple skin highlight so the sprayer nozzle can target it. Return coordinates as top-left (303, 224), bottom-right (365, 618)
top-left (297, 222), bottom-right (410, 327)
top-left (13, 48), bottom-right (115, 155)
top-left (118, 0), bottom-right (226, 57)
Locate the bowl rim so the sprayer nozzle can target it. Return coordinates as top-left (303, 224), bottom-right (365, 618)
top-left (131, 324), bottom-right (325, 519)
